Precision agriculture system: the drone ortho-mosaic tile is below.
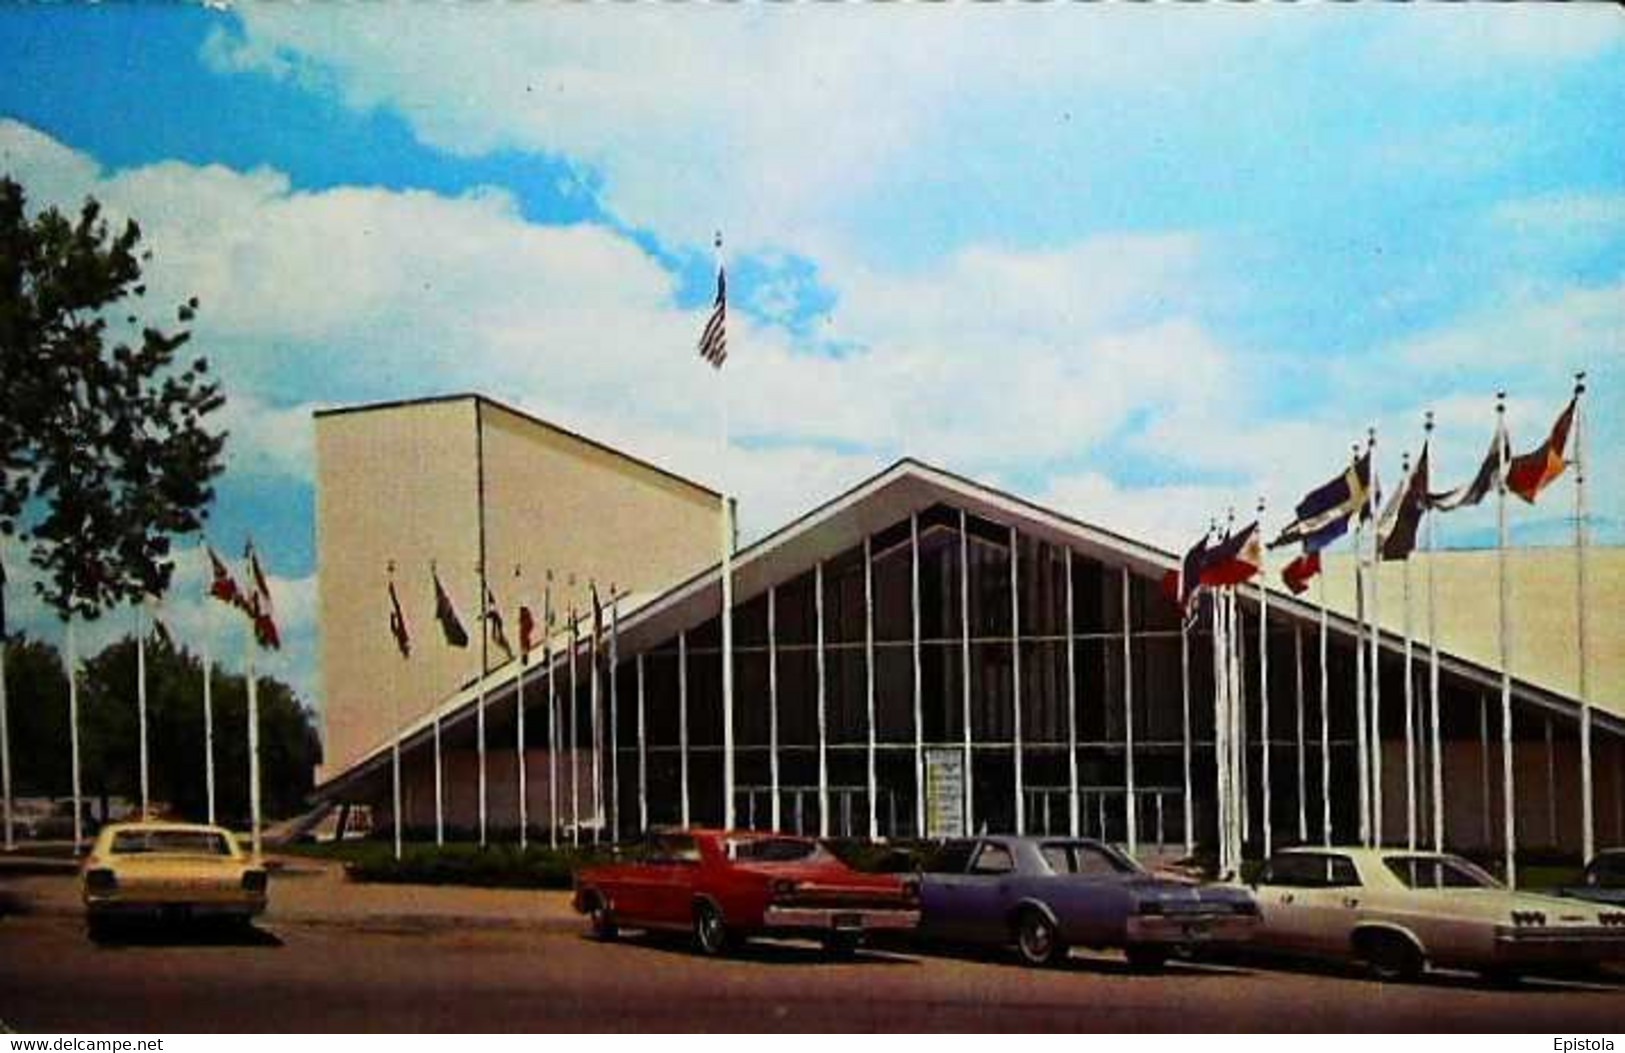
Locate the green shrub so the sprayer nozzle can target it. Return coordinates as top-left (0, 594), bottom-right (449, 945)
top-left (294, 841), bottom-right (614, 889)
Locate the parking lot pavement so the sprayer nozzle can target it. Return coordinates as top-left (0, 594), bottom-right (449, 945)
top-left (2, 910), bottom-right (1623, 1033)
top-left (0, 856), bottom-right (582, 933)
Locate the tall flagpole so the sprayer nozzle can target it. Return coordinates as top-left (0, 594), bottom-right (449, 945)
top-left (1257, 496), bottom-right (1272, 859)
top-left (1400, 449), bottom-right (1417, 851)
top-left (515, 565), bottom-right (528, 851)
top-left (715, 231), bottom-right (737, 832)
top-left (430, 564), bottom-right (444, 847)
top-left (1496, 392), bottom-right (1516, 888)
top-left (545, 574), bottom-right (558, 849)
top-left (610, 591), bottom-right (620, 842)
top-left (68, 617), bottom-right (83, 850)
top-left (1352, 442), bottom-right (1371, 847)
top-left (590, 586), bottom-right (603, 844)
top-left (1211, 584), bottom-right (1228, 873)
top-left (245, 611), bottom-right (262, 859)
top-left (137, 600), bottom-right (150, 817)
top-left (1294, 622), bottom-right (1307, 844)
top-left (1574, 373), bottom-right (1593, 862)
top-left (389, 561), bottom-right (404, 861)
top-left (1318, 569), bottom-right (1332, 847)
top-left (1367, 428), bottom-right (1384, 847)
top-left (1425, 412), bottom-right (1443, 852)
top-left (476, 562), bottom-right (488, 847)
top-left (569, 607), bottom-right (580, 847)
top-left (202, 557), bottom-right (217, 826)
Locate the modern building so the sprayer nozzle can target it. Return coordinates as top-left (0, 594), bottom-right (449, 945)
top-left (312, 395), bottom-right (1625, 864)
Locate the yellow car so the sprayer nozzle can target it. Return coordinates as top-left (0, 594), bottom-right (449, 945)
top-left (80, 821), bottom-right (269, 931)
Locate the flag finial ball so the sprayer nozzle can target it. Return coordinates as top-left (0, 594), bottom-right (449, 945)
top-left (1424, 409), bottom-right (1435, 431)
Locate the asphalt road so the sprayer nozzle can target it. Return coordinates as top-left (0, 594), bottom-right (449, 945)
top-left (1, 913), bottom-right (1622, 1032)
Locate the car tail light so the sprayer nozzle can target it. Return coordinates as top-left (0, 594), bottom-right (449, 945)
top-left (769, 878), bottom-right (800, 903)
top-left (1136, 899), bottom-right (1164, 916)
top-left (85, 868), bottom-right (117, 894)
top-left (242, 870), bottom-right (268, 893)
top-left (1510, 910), bottom-right (1547, 927)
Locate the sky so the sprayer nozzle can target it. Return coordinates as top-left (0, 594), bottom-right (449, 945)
top-left (1, 4), bottom-right (1621, 715)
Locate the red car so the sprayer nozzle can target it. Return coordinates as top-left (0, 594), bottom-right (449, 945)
top-left (572, 829), bottom-right (920, 956)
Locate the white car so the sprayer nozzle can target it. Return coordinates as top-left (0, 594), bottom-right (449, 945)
top-left (1249, 846), bottom-right (1625, 983)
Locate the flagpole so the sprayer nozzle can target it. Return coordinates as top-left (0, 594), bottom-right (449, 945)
top-left (1352, 443), bottom-right (1371, 847)
top-left (1294, 621), bottom-right (1307, 844)
top-left (589, 585), bottom-right (602, 844)
top-left (569, 607), bottom-right (579, 848)
top-left (1257, 497), bottom-right (1272, 859)
top-left (429, 563), bottom-right (444, 847)
top-left (68, 616), bottom-right (83, 850)
top-left (1210, 584), bottom-right (1228, 874)
top-left (1318, 570), bottom-right (1331, 847)
top-left (1496, 392), bottom-right (1516, 889)
top-left (475, 561), bottom-right (488, 848)
top-left (715, 230), bottom-right (737, 832)
top-left (245, 610), bottom-right (261, 860)
top-left (202, 555), bottom-right (216, 826)
top-left (137, 600), bottom-right (149, 818)
top-left (1574, 373), bottom-right (1593, 862)
top-left (1425, 412), bottom-right (1443, 852)
top-left (516, 566), bottom-right (528, 851)
top-left (1399, 449), bottom-right (1417, 851)
top-left (388, 561), bottom-right (404, 862)
top-left (609, 591), bottom-right (620, 842)
top-left (545, 573), bottom-right (557, 849)
top-left (1367, 428), bottom-right (1384, 847)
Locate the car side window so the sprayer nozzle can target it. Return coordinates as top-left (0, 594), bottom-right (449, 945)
top-left (1261, 854), bottom-right (1360, 889)
top-left (1040, 845), bottom-right (1071, 874)
top-left (1326, 857), bottom-right (1361, 888)
top-left (969, 842), bottom-right (1015, 875)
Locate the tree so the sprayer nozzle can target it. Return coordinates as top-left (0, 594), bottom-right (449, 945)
top-left (0, 174), bottom-right (227, 616)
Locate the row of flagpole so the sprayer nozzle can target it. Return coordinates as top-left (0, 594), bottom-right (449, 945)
top-left (0, 540), bottom-right (280, 856)
top-left (1178, 374), bottom-right (1590, 885)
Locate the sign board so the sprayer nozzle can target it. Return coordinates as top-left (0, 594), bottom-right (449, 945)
top-left (923, 747), bottom-right (966, 839)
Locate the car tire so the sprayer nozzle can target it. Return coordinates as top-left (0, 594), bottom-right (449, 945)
top-left (823, 931), bottom-right (862, 959)
top-left (1015, 908), bottom-right (1068, 967)
top-left (693, 900), bottom-right (733, 957)
top-left (1124, 945), bottom-right (1169, 972)
top-left (1358, 931), bottom-right (1425, 984)
top-left (587, 895), bottom-right (618, 941)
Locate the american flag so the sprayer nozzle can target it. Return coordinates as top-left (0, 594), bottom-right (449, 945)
top-left (698, 237), bottom-right (726, 369)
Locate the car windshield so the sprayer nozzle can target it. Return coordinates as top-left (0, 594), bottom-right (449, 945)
top-left (727, 837), bottom-right (824, 863)
top-left (1383, 855), bottom-right (1501, 890)
top-left (111, 830), bottom-right (231, 857)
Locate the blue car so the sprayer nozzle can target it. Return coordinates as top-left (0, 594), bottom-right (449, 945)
top-left (918, 836), bottom-right (1259, 968)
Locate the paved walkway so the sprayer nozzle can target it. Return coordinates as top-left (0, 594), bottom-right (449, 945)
top-left (0, 854), bottom-right (582, 934)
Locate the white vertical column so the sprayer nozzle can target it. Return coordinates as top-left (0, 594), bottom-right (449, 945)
top-left (815, 562), bottom-right (829, 837)
top-left (1257, 500), bottom-right (1272, 859)
top-left (1067, 549), bottom-right (1081, 839)
top-left (769, 585), bottom-right (781, 832)
top-left (1122, 565), bottom-right (1136, 856)
top-left (1495, 395), bottom-right (1516, 888)
top-left (636, 652), bottom-right (647, 833)
top-left (546, 636), bottom-right (557, 849)
top-left (477, 567), bottom-right (488, 848)
top-left (590, 604), bottom-right (603, 843)
top-left (569, 614), bottom-right (580, 845)
top-left (959, 511), bottom-right (974, 835)
top-left (910, 516), bottom-right (925, 838)
top-left (1426, 412), bottom-right (1445, 852)
top-left (1353, 493), bottom-right (1371, 845)
top-left (1294, 623), bottom-right (1307, 844)
top-left (1180, 616), bottom-right (1194, 855)
top-left (864, 535), bottom-right (878, 839)
top-left (1010, 526), bottom-right (1024, 835)
top-left (722, 498), bottom-right (736, 832)
top-left (1212, 592), bottom-right (1229, 870)
top-left (1573, 375), bottom-right (1593, 861)
top-left (678, 630), bottom-right (690, 828)
top-left (1403, 521), bottom-right (1417, 851)
top-left (1368, 432), bottom-right (1384, 848)
top-left (1319, 574), bottom-right (1332, 848)
top-left (609, 595), bottom-right (620, 841)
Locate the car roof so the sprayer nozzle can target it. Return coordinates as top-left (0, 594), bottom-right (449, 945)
top-left (104, 820), bottom-right (233, 836)
top-left (1272, 846), bottom-right (1462, 862)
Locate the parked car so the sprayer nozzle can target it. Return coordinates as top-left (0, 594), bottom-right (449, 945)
top-left (572, 829), bottom-right (920, 957)
top-left (917, 836), bottom-right (1259, 969)
top-left (1249, 846), bottom-right (1625, 983)
top-left (1558, 849), bottom-right (1625, 906)
top-left (79, 821), bottom-right (268, 934)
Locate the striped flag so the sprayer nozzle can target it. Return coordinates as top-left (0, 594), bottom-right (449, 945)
top-left (244, 541), bottom-right (281, 651)
top-left (1507, 395), bottom-right (1576, 504)
top-left (698, 243), bottom-right (726, 369)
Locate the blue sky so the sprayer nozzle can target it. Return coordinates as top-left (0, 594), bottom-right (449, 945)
top-left (2, 4), bottom-right (1621, 710)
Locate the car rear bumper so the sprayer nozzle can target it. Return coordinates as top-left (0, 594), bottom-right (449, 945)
top-left (1125, 913), bottom-right (1258, 946)
top-left (763, 906), bottom-right (920, 933)
top-left (85, 891), bottom-right (267, 919)
top-left (1492, 927), bottom-right (1625, 964)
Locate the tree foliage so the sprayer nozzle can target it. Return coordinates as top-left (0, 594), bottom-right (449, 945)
top-left (0, 175), bottom-right (226, 620)
top-left (3, 632), bottom-right (321, 821)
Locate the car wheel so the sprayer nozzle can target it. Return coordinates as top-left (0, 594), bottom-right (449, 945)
top-left (1124, 945), bottom-right (1170, 972)
top-left (693, 900), bottom-right (732, 956)
top-left (823, 931), bottom-right (862, 959)
top-left (1015, 908), bottom-right (1067, 967)
top-left (1359, 932), bottom-right (1425, 984)
top-left (587, 896), bottom-right (618, 941)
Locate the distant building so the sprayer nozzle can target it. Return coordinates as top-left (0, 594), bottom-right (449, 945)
top-left (313, 395), bottom-right (1624, 862)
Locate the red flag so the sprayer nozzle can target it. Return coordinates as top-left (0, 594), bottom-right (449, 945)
top-left (244, 542), bottom-right (281, 651)
top-left (207, 546), bottom-right (242, 608)
top-left (1282, 550), bottom-right (1322, 595)
top-left (519, 604), bottom-right (536, 657)
top-left (1506, 396), bottom-right (1576, 504)
top-left (1199, 522), bottom-right (1263, 588)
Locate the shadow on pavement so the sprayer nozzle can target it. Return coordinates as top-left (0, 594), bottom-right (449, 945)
top-left (87, 918), bottom-right (284, 950)
top-left (591, 928), bottom-right (919, 967)
top-left (1195, 947), bottom-right (1625, 995)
